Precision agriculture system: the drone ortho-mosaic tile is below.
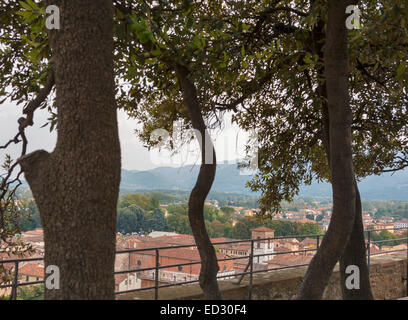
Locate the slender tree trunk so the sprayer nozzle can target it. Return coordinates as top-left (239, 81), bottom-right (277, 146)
top-left (175, 64), bottom-right (222, 299)
top-left (321, 102), bottom-right (373, 299)
top-left (19, 0), bottom-right (121, 299)
top-left (321, 99), bottom-right (373, 300)
top-left (297, 0), bottom-right (356, 299)
top-left (340, 182), bottom-right (374, 299)
top-left (310, 3), bottom-right (373, 300)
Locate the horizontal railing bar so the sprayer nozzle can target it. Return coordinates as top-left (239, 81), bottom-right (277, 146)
top-left (0, 279), bottom-right (44, 289)
top-left (366, 226), bottom-right (408, 232)
top-left (370, 237), bottom-right (408, 244)
top-left (114, 266), bottom-right (158, 274)
top-left (0, 257), bottom-right (44, 264)
top-left (157, 279), bottom-right (199, 289)
top-left (368, 249), bottom-right (407, 257)
top-left (116, 285), bottom-right (157, 295)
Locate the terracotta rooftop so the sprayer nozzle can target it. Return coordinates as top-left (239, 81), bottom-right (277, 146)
top-left (251, 227), bottom-right (275, 232)
top-left (18, 262), bottom-right (44, 278)
top-left (299, 237), bottom-right (318, 246)
top-left (265, 254), bottom-right (312, 267)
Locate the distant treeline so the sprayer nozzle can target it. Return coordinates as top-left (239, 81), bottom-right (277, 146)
top-left (17, 191), bottom-right (408, 239)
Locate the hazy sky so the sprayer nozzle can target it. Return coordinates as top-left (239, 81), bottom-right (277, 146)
top-left (0, 101), bottom-right (250, 172)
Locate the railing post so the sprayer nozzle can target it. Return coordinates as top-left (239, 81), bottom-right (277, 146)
top-left (316, 235), bottom-right (320, 249)
top-left (155, 248), bottom-right (159, 300)
top-left (248, 239), bottom-right (254, 300)
top-left (10, 261), bottom-right (18, 301)
top-left (367, 230), bottom-right (371, 275)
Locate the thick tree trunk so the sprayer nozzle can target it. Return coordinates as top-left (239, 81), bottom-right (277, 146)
top-left (19, 0), bottom-right (121, 299)
top-left (297, 0), bottom-right (356, 299)
top-left (175, 64), bottom-right (222, 300)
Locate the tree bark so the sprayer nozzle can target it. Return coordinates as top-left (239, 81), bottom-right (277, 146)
top-left (19, 0), bottom-right (121, 299)
top-left (175, 64), bottom-right (222, 300)
top-left (297, 0), bottom-right (356, 299)
top-left (312, 14), bottom-right (373, 299)
top-left (340, 182), bottom-right (374, 299)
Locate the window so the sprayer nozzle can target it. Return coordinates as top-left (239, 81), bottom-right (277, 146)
top-left (178, 265), bottom-right (183, 271)
top-left (137, 260), bottom-right (141, 266)
top-left (26, 276), bottom-right (29, 282)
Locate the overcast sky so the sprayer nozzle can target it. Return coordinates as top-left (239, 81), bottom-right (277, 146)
top-left (0, 101), bottom-right (250, 172)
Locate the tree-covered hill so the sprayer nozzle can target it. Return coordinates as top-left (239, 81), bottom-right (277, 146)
top-left (120, 164), bottom-right (408, 201)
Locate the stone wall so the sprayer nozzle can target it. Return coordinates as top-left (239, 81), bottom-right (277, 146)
top-left (117, 253), bottom-right (407, 300)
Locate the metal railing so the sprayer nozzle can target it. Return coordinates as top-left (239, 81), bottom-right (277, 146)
top-left (1, 226), bottom-right (407, 300)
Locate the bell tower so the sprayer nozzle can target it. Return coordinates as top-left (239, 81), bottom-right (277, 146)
top-left (251, 227), bottom-right (275, 263)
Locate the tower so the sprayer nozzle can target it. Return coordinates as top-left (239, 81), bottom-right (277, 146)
top-left (251, 227), bottom-right (275, 264)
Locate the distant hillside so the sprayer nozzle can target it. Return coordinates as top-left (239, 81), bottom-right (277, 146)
top-left (120, 163), bottom-right (252, 194)
top-left (121, 164), bottom-right (408, 201)
top-left (300, 170), bottom-right (408, 200)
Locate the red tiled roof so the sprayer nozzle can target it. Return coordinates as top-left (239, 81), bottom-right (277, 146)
top-left (115, 274), bottom-right (128, 285)
top-left (251, 227), bottom-right (274, 232)
top-left (215, 243), bottom-right (250, 251)
top-left (265, 254), bottom-right (312, 267)
top-left (18, 262), bottom-right (44, 278)
top-left (134, 246), bottom-right (229, 263)
top-left (23, 229), bottom-right (43, 236)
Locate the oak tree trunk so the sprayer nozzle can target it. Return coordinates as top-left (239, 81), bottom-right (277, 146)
top-left (19, 0), bottom-right (121, 299)
top-left (175, 64), bottom-right (222, 300)
top-left (297, 0), bottom-right (357, 299)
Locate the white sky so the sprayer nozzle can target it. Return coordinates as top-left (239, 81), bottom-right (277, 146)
top-left (0, 101), bottom-right (250, 171)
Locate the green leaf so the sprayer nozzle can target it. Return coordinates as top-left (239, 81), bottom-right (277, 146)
top-left (19, 1), bottom-right (33, 10)
top-left (396, 61), bottom-right (406, 82)
top-left (241, 46), bottom-right (245, 57)
top-left (26, 0), bottom-right (38, 10)
top-left (16, 11), bottom-right (32, 20)
top-left (150, 48), bottom-right (161, 56)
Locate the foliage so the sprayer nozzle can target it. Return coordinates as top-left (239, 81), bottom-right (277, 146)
top-left (369, 230), bottom-right (408, 248)
top-left (233, 0), bottom-right (408, 213)
top-left (119, 193), bottom-right (160, 212)
top-left (168, 213), bottom-right (191, 234)
top-left (117, 194), bottom-right (168, 234)
top-left (17, 284), bottom-right (44, 300)
top-left (220, 206), bottom-right (235, 215)
top-left (147, 208), bottom-right (168, 232)
top-left (117, 204), bottom-right (147, 234)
